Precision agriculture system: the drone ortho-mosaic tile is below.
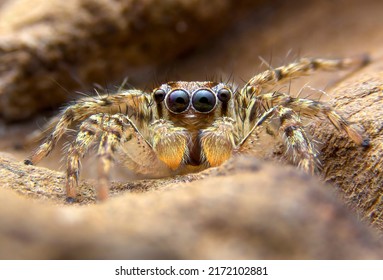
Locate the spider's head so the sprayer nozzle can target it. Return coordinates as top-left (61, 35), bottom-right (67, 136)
top-left (151, 81), bottom-right (233, 127)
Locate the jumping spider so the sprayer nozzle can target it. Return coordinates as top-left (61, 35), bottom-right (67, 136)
top-left (25, 56), bottom-right (370, 202)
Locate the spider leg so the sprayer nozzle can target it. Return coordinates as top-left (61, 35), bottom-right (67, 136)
top-left (66, 115), bottom-right (100, 201)
top-left (242, 105), bottom-right (319, 174)
top-left (200, 117), bottom-right (237, 167)
top-left (243, 55), bottom-right (369, 96)
top-left (255, 91), bottom-right (369, 146)
top-left (96, 115), bottom-right (126, 201)
top-left (66, 113), bottom-right (151, 201)
top-left (25, 89), bottom-right (149, 165)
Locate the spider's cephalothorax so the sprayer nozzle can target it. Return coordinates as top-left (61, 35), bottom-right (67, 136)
top-left (25, 56), bottom-right (370, 202)
top-left (151, 81), bottom-right (236, 167)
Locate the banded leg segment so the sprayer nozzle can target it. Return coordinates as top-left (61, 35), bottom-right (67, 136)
top-left (243, 55), bottom-right (369, 96)
top-left (65, 113), bottom-right (138, 201)
top-left (96, 115), bottom-right (127, 201)
top-left (277, 107), bottom-right (319, 173)
top-left (242, 105), bottom-right (319, 173)
top-left (255, 91), bottom-right (369, 146)
top-left (25, 90), bottom-right (149, 165)
top-left (66, 115), bottom-right (100, 201)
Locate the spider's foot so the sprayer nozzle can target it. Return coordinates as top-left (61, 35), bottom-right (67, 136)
top-left (358, 53), bottom-right (371, 67)
top-left (65, 197), bottom-right (76, 204)
top-left (24, 159), bottom-right (33, 165)
top-left (361, 138), bottom-right (370, 148)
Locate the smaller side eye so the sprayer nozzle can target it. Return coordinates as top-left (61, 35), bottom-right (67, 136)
top-left (153, 88), bottom-right (166, 103)
top-left (217, 88), bottom-right (232, 102)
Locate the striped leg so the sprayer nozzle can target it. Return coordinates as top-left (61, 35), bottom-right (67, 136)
top-left (65, 113), bottom-right (138, 202)
top-left (25, 90), bottom-right (148, 165)
top-left (66, 116), bottom-right (100, 202)
top-left (255, 91), bottom-right (369, 146)
top-left (96, 116), bottom-right (124, 201)
top-left (242, 105), bottom-right (319, 174)
top-left (243, 55), bottom-right (369, 96)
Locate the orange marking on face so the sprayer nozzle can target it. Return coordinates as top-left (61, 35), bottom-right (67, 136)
top-left (155, 135), bottom-right (188, 170)
top-left (201, 136), bottom-right (233, 167)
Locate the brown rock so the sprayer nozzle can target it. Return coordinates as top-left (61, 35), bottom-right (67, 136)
top-left (1, 0), bottom-right (383, 260)
top-left (1, 154), bottom-right (382, 259)
top-left (314, 71), bottom-right (383, 230)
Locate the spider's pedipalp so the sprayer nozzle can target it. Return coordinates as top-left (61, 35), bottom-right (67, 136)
top-left (25, 90), bottom-right (149, 165)
top-left (200, 117), bottom-right (237, 167)
top-left (150, 120), bottom-right (189, 170)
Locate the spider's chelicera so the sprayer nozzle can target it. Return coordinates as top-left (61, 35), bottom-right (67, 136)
top-left (25, 56), bottom-right (370, 202)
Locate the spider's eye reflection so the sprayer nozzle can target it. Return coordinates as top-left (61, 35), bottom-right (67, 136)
top-left (166, 89), bottom-right (190, 113)
top-left (192, 89), bottom-right (216, 113)
top-left (217, 88), bottom-right (232, 102)
top-left (153, 88), bottom-right (166, 103)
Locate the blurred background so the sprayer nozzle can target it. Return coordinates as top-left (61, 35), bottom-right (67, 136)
top-left (1, 0), bottom-right (383, 165)
top-left (0, 0), bottom-right (383, 259)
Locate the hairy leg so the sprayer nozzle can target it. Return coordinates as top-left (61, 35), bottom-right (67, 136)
top-left (25, 90), bottom-right (149, 165)
top-left (65, 113), bottom-right (146, 201)
top-left (96, 116), bottom-right (125, 201)
top-left (242, 105), bottom-right (319, 173)
top-left (65, 115), bottom-right (100, 202)
top-left (244, 55), bottom-right (369, 95)
top-left (255, 91), bottom-right (369, 146)
top-left (235, 56), bottom-right (369, 129)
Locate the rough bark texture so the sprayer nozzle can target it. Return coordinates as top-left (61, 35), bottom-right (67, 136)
top-left (0, 0), bottom-right (383, 259)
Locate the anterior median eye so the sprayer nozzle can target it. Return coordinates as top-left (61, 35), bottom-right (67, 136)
top-left (166, 89), bottom-right (190, 113)
top-left (192, 89), bottom-right (216, 113)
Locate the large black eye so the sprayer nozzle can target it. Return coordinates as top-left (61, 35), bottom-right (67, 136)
top-left (166, 89), bottom-right (190, 113)
top-left (192, 89), bottom-right (216, 113)
top-left (217, 88), bottom-right (231, 102)
top-left (153, 88), bottom-right (166, 103)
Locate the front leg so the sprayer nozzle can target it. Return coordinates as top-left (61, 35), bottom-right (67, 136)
top-left (25, 89), bottom-right (149, 165)
top-left (66, 116), bottom-right (189, 202)
top-left (241, 105), bottom-right (319, 174)
top-left (255, 91), bottom-right (369, 146)
top-left (65, 113), bottom-right (143, 201)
